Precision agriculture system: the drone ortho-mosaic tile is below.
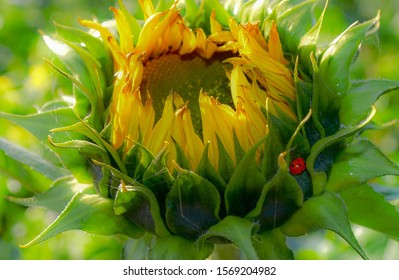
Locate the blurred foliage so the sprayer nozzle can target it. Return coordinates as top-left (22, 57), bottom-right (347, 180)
top-left (0, 0), bottom-right (398, 259)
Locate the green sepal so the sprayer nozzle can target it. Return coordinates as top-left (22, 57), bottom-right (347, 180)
top-left (310, 53), bottom-right (327, 138)
top-left (183, 0), bottom-right (202, 28)
top-left (203, 0), bottom-right (231, 28)
top-left (197, 215), bottom-right (259, 260)
top-left (21, 193), bottom-right (144, 248)
top-left (294, 57), bottom-right (312, 129)
top-left (298, 0), bottom-right (327, 73)
top-left (48, 137), bottom-right (109, 163)
top-left (252, 229), bottom-right (294, 260)
top-left (52, 121), bottom-right (127, 173)
top-left (225, 139), bottom-right (266, 216)
top-left (217, 136), bottom-right (235, 184)
top-left (273, 0), bottom-right (316, 54)
top-left (93, 160), bottom-right (170, 236)
top-left (47, 136), bottom-right (111, 196)
top-left (125, 142), bottom-right (155, 181)
top-left (165, 169), bottom-right (221, 239)
top-left (327, 140), bottom-right (399, 192)
top-left (114, 185), bottom-right (171, 238)
top-left (43, 36), bottom-right (95, 114)
top-left (340, 184), bottom-right (399, 240)
top-left (56, 35), bottom-right (106, 98)
top-left (7, 176), bottom-right (93, 212)
top-left (236, 0), bottom-right (269, 24)
top-left (172, 139), bottom-right (191, 171)
top-left (280, 191), bottom-right (368, 260)
top-left (307, 107), bottom-right (375, 195)
top-left (53, 21), bottom-right (113, 81)
top-left (128, 233), bottom-right (214, 260)
top-left (143, 147), bottom-right (175, 196)
top-left (246, 161), bottom-right (303, 231)
top-left (318, 13), bottom-right (380, 116)
top-left (340, 79), bottom-right (399, 126)
top-left (0, 137), bottom-right (69, 181)
top-left (195, 143), bottom-right (227, 194)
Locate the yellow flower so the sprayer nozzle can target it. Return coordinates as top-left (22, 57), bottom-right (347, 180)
top-left (80, 0), bottom-right (296, 171)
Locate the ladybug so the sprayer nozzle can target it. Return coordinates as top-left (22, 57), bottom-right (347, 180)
top-left (289, 157), bottom-right (306, 175)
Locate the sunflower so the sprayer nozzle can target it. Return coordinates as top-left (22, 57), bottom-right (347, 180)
top-left (3, 0), bottom-right (399, 260)
top-left (80, 1), bottom-right (295, 172)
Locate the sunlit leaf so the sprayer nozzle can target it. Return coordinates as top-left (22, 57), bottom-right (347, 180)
top-left (327, 140), bottom-right (399, 192)
top-left (7, 176), bottom-right (93, 212)
top-left (0, 137), bottom-right (69, 181)
top-left (21, 193), bottom-right (144, 247)
top-left (280, 191), bottom-right (368, 259)
top-left (340, 184), bottom-right (399, 240)
top-left (340, 79), bottom-right (399, 126)
top-left (253, 228), bottom-right (294, 260)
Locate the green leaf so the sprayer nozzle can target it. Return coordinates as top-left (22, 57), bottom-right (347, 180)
top-left (165, 170), bottom-right (221, 239)
top-left (7, 176), bottom-right (93, 212)
top-left (318, 14), bottom-right (379, 115)
top-left (225, 139), bottom-right (266, 216)
top-left (280, 191), bottom-right (368, 259)
top-left (253, 229), bottom-right (294, 260)
top-left (123, 233), bottom-right (214, 260)
top-left (0, 137), bottom-right (69, 181)
top-left (340, 79), bottom-right (399, 126)
top-left (197, 215), bottom-right (259, 260)
top-left (122, 237), bottom-right (150, 260)
top-left (21, 193), bottom-right (144, 247)
top-left (340, 184), bottom-right (399, 240)
top-left (148, 234), bottom-right (213, 260)
top-left (114, 184), bottom-right (171, 238)
top-left (326, 140), bottom-right (399, 192)
top-left (0, 149), bottom-right (51, 193)
top-left (0, 108), bottom-right (81, 143)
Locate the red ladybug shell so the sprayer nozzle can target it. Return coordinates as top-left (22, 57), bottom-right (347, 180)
top-left (289, 158), bottom-right (306, 175)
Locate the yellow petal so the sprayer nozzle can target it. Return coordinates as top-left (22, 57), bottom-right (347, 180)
top-left (268, 22), bottom-right (287, 65)
top-left (173, 105), bottom-right (204, 169)
top-left (199, 92), bottom-right (236, 169)
top-left (145, 94), bottom-right (175, 155)
top-left (110, 7), bottom-right (134, 54)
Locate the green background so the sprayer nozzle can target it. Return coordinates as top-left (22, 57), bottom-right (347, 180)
top-left (0, 0), bottom-right (398, 259)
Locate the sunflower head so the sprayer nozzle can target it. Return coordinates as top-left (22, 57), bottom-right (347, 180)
top-left (4, 0), bottom-right (399, 260)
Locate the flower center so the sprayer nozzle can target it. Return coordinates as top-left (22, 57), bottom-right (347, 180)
top-left (141, 52), bottom-right (234, 132)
